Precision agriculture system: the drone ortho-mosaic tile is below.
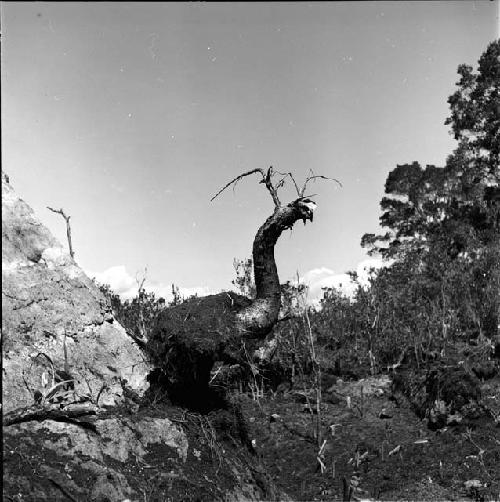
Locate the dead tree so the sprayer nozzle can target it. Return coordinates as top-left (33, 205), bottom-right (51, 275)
top-left (147, 166), bottom-right (340, 411)
top-left (47, 206), bottom-right (75, 259)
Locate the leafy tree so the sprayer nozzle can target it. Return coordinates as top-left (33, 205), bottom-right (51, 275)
top-left (360, 162), bottom-right (447, 258)
top-left (445, 39), bottom-right (500, 170)
top-left (361, 40), bottom-right (500, 343)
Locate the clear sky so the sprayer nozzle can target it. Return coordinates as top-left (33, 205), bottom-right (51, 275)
top-left (2, 1), bottom-right (498, 300)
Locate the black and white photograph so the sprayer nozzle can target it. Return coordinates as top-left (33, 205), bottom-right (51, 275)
top-left (2, 1), bottom-right (499, 500)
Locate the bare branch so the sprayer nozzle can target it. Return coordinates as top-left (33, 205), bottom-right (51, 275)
top-left (47, 206), bottom-right (75, 259)
top-left (211, 166), bottom-right (341, 208)
top-left (136, 267), bottom-right (148, 293)
top-left (47, 206), bottom-right (69, 219)
top-left (270, 170), bottom-right (302, 197)
top-left (288, 173), bottom-right (302, 197)
top-left (260, 166), bottom-right (281, 207)
top-left (3, 404), bottom-right (97, 427)
top-left (210, 168), bottom-right (265, 202)
top-left (300, 173), bottom-right (342, 197)
top-left (211, 166), bottom-right (282, 208)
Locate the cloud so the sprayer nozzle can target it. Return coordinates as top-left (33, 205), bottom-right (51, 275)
top-left (149, 282), bottom-right (215, 302)
top-left (299, 258), bottom-right (390, 304)
top-left (355, 257), bottom-right (389, 285)
top-left (86, 265), bottom-right (216, 302)
top-left (90, 265), bottom-right (137, 299)
top-left (299, 268), bottom-right (356, 303)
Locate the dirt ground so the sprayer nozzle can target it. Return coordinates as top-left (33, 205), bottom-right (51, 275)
top-left (3, 375), bottom-right (499, 501)
top-left (238, 375), bottom-right (500, 501)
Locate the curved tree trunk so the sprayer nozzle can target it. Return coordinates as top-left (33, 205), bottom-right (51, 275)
top-left (236, 198), bottom-right (316, 337)
top-left (147, 168), bottom-right (325, 410)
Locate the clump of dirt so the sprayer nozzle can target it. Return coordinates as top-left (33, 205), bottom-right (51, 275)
top-left (146, 292), bottom-right (255, 411)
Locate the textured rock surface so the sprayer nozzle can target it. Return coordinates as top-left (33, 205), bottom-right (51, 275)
top-left (3, 405), bottom-right (282, 501)
top-left (2, 171), bottom-right (150, 413)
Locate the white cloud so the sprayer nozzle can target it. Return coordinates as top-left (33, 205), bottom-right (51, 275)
top-left (86, 265), bottom-right (216, 302)
top-left (89, 265), bottom-right (137, 299)
top-left (149, 282), bottom-right (215, 302)
top-left (298, 257), bottom-right (391, 304)
top-left (355, 257), bottom-right (389, 285)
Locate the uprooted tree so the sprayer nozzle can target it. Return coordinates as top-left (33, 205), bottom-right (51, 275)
top-left (146, 166), bottom-right (340, 411)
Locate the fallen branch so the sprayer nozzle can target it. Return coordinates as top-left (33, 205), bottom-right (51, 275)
top-left (3, 404), bottom-right (98, 431)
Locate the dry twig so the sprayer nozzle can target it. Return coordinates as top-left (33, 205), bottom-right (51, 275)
top-left (47, 206), bottom-right (75, 258)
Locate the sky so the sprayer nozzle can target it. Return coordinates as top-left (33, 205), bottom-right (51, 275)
top-left (2, 1), bottom-right (499, 301)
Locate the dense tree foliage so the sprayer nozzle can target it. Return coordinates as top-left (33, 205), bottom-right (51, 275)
top-left (361, 40), bottom-right (499, 346)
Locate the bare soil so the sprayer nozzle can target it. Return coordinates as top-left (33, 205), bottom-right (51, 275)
top-left (239, 375), bottom-right (500, 501)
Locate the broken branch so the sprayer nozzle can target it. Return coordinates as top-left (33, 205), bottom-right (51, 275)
top-left (210, 168), bottom-right (264, 202)
top-left (300, 171), bottom-right (342, 197)
top-left (47, 206), bottom-right (75, 258)
top-left (211, 166), bottom-right (281, 207)
top-left (3, 403), bottom-right (98, 429)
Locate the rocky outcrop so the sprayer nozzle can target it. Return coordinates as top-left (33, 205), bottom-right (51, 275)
top-left (2, 171), bottom-right (149, 412)
top-left (3, 404), bottom-right (281, 501)
top-left (2, 171), bottom-right (286, 501)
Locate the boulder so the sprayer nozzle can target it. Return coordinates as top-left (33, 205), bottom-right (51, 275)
top-left (2, 171), bottom-right (149, 412)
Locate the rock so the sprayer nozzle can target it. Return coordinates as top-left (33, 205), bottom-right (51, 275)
top-left (3, 406), bottom-right (284, 501)
top-left (2, 172), bottom-right (150, 413)
top-left (464, 479), bottom-right (483, 490)
top-left (104, 312), bottom-right (115, 323)
top-left (464, 479), bottom-right (485, 499)
top-left (379, 408), bottom-right (393, 419)
top-left (446, 412), bottom-right (463, 425)
top-left (333, 375), bottom-right (391, 398)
